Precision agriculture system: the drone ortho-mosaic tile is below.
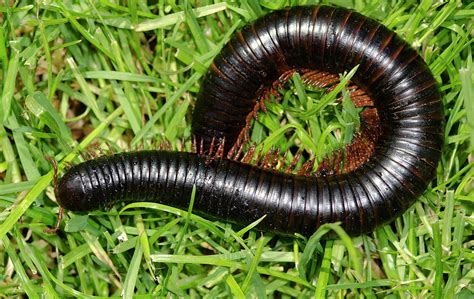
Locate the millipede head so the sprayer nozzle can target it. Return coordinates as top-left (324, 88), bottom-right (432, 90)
top-left (55, 165), bottom-right (96, 212)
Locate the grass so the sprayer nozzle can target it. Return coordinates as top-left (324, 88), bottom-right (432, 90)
top-left (0, 0), bottom-right (473, 297)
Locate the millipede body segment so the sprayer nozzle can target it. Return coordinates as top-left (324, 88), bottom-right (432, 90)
top-left (56, 5), bottom-right (444, 236)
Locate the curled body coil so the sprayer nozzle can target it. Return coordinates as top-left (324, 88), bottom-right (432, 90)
top-left (57, 5), bottom-right (444, 236)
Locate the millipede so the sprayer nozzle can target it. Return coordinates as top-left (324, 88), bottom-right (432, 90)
top-left (55, 5), bottom-right (444, 237)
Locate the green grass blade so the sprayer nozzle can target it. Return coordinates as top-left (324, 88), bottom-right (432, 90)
top-left (134, 3), bottom-right (226, 31)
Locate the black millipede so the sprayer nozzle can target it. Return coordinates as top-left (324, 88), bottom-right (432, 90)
top-left (55, 5), bottom-right (444, 237)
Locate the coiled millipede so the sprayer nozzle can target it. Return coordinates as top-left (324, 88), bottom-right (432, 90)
top-left (56, 5), bottom-right (444, 237)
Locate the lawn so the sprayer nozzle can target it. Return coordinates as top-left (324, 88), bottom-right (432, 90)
top-left (0, 0), bottom-right (472, 298)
